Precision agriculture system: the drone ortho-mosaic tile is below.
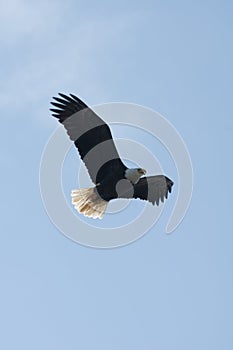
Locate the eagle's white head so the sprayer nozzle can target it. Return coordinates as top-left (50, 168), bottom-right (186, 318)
top-left (125, 168), bottom-right (147, 184)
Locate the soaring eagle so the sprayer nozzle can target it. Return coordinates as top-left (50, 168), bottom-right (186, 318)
top-left (50, 93), bottom-right (173, 219)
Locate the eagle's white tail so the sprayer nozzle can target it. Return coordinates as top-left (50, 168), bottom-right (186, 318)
top-left (71, 188), bottom-right (108, 219)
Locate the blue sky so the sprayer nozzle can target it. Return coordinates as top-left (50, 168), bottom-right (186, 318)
top-left (1, 0), bottom-right (233, 349)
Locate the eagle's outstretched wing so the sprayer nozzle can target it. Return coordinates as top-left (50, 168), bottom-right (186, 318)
top-left (50, 93), bottom-right (127, 184)
top-left (134, 176), bottom-right (173, 205)
top-left (118, 175), bottom-right (173, 205)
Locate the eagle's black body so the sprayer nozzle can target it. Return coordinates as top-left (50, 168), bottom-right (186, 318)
top-left (50, 93), bottom-right (173, 211)
top-left (95, 160), bottom-right (127, 201)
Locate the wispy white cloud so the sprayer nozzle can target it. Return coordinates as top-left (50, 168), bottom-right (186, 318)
top-left (0, 0), bottom-right (63, 44)
top-left (1, 0), bottom-right (143, 124)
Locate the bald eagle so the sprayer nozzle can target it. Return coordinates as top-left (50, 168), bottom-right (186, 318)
top-left (50, 93), bottom-right (173, 219)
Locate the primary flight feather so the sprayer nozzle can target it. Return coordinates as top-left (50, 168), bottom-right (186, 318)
top-left (50, 93), bottom-right (173, 219)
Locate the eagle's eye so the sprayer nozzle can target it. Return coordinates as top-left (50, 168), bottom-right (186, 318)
top-left (138, 168), bottom-right (146, 175)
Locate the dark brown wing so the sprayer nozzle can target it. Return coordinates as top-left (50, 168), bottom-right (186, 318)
top-left (118, 175), bottom-right (173, 205)
top-left (50, 93), bottom-right (127, 184)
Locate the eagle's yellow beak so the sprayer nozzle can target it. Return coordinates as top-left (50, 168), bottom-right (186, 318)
top-left (138, 168), bottom-right (147, 176)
